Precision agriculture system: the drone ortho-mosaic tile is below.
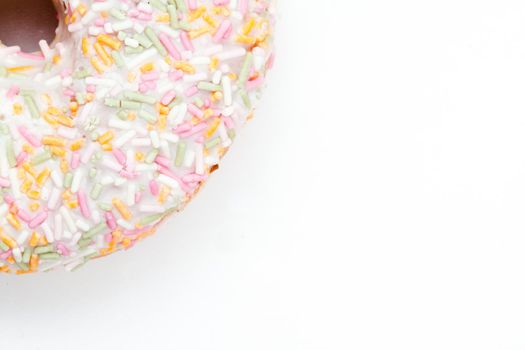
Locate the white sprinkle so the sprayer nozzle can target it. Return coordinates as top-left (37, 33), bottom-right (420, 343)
top-left (114, 130), bottom-right (137, 148)
top-left (70, 170), bottom-right (84, 193)
top-left (42, 223), bottom-right (54, 243)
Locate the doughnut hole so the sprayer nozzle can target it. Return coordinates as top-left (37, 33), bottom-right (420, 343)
top-left (0, 0), bottom-right (61, 53)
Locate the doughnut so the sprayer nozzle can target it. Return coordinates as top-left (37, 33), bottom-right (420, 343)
top-left (0, 0), bottom-right (275, 273)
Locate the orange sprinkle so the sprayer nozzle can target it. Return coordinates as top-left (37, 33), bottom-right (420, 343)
top-left (112, 198), bottom-right (132, 220)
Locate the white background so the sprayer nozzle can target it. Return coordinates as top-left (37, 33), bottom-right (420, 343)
top-left (3, 0), bottom-right (525, 349)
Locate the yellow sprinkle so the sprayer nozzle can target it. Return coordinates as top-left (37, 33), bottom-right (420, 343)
top-left (29, 203), bottom-right (40, 212)
top-left (27, 190), bottom-right (40, 200)
top-left (242, 18), bottom-right (256, 35)
top-left (205, 117), bottom-right (221, 138)
top-left (97, 34), bottom-right (122, 50)
top-left (98, 130), bottom-right (114, 144)
top-left (7, 66), bottom-right (34, 73)
top-left (101, 143), bottom-right (113, 151)
top-left (135, 152), bottom-right (144, 162)
top-left (112, 198), bottom-right (132, 220)
top-left (158, 185), bottom-right (170, 204)
top-left (70, 139), bottom-right (84, 151)
top-left (140, 63), bottom-right (154, 73)
top-left (156, 14), bottom-right (170, 23)
top-left (56, 115), bottom-right (74, 128)
top-left (13, 103), bottom-right (23, 115)
top-left (29, 232), bottom-right (40, 247)
top-left (6, 214), bottom-right (21, 231)
top-left (174, 61), bottom-right (195, 74)
top-left (90, 56), bottom-right (106, 74)
top-left (0, 231), bottom-right (17, 249)
top-left (82, 37), bottom-right (90, 56)
top-left (236, 34), bottom-right (257, 45)
top-left (20, 179), bottom-right (33, 193)
top-left (36, 168), bottom-right (51, 187)
top-left (52, 54), bottom-right (61, 64)
top-left (60, 159), bottom-right (69, 173)
top-left (50, 146), bottom-right (66, 158)
top-left (94, 42), bottom-right (113, 66)
top-left (42, 136), bottom-right (66, 147)
top-left (189, 26), bottom-right (213, 39)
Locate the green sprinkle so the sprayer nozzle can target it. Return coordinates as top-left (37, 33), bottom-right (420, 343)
top-left (238, 52), bottom-right (254, 86)
top-left (145, 149), bottom-right (159, 164)
top-left (145, 26), bottom-right (168, 57)
top-left (34, 245), bottom-right (55, 255)
top-left (104, 98), bottom-right (121, 108)
top-left (197, 82), bottom-right (223, 92)
top-left (124, 91), bottom-right (156, 104)
top-left (98, 202), bottom-right (112, 211)
top-left (150, 0), bottom-right (167, 11)
top-left (23, 95), bottom-right (40, 119)
top-left (83, 222), bottom-right (107, 239)
top-left (39, 253), bottom-right (60, 261)
top-left (239, 89), bottom-right (251, 108)
top-left (17, 262), bottom-right (29, 271)
top-left (22, 248), bottom-right (31, 264)
top-left (111, 51), bottom-right (125, 68)
top-left (205, 137), bottom-right (221, 150)
top-left (110, 8), bottom-right (126, 20)
top-left (31, 151), bottom-right (51, 166)
top-left (175, 0), bottom-right (187, 12)
top-left (0, 67), bottom-right (7, 78)
top-left (89, 168), bottom-right (97, 178)
top-left (116, 110), bottom-right (127, 120)
top-left (77, 239), bottom-right (92, 248)
top-left (133, 33), bottom-right (153, 48)
top-left (139, 213), bottom-right (164, 226)
top-left (167, 5), bottom-right (179, 29)
top-left (63, 172), bottom-right (73, 188)
top-left (175, 142), bottom-right (186, 166)
top-left (138, 110), bottom-right (157, 123)
top-left (90, 183), bottom-right (103, 200)
top-left (121, 100), bottom-right (142, 110)
top-left (125, 46), bottom-right (144, 55)
top-left (0, 241), bottom-right (9, 252)
top-left (6, 138), bottom-right (16, 167)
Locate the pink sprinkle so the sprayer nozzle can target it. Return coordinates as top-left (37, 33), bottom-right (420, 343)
top-left (105, 211), bottom-right (117, 230)
top-left (113, 148), bottom-right (127, 166)
top-left (0, 177), bottom-right (10, 187)
top-left (141, 71), bottom-right (160, 82)
top-left (149, 180), bottom-right (159, 196)
top-left (56, 243), bottom-right (70, 256)
top-left (16, 151), bottom-right (28, 166)
top-left (17, 209), bottom-right (31, 222)
top-left (159, 33), bottom-right (181, 60)
top-left (213, 20), bottom-right (233, 42)
top-left (161, 90), bottom-right (176, 105)
top-left (29, 212), bottom-right (48, 229)
top-left (77, 191), bottom-right (91, 219)
top-left (185, 86), bottom-right (199, 97)
top-left (180, 31), bottom-right (194, 51)
top-left (71, 153), bottom-right (80, 169)
top-left (18, 126), bottom-right (41, 147)
top-left (179, 123), bottom-right (207, 138)
top-left (6, 85), bottom-right (20, 99)
top-left (17, 52), bottom-right (45, 61)
top-left (169, 70), bottom-right (183, 81)
top-left (154, 156), bottom-right (172, 168)
top-left (3, 195), bottom-right (14, 205)
top-left (187, 103), bottom-right (204, 118)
